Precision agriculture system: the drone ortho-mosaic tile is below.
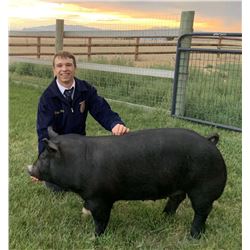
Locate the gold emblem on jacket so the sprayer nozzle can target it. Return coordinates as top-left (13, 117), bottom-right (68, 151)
top-left (79, 101), bottom-right (85, 113)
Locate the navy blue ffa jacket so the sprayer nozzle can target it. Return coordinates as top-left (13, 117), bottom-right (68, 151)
top-left (37, 77), bottom-right (125, 154)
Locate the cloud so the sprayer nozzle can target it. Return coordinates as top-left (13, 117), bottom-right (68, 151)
top-left (40, 1), bottom-right (241, 22)
top-left (9, 0), bottom-right (241, 32)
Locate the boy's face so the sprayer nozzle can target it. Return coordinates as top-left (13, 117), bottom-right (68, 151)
top-left (53, 56), bottom-right (76, 87)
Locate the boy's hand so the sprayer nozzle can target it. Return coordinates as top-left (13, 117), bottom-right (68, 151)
top-left (112, 124), bottom-right (130, 136)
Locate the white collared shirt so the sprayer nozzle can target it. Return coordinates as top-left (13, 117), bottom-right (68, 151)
top-left (56, 79), bottom-right (75, 99)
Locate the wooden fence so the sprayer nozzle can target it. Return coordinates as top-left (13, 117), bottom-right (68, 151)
top-left (8, 32), bottom-right (241, 61)
top-left (9, 14), bottom-right (241, 61)
top-left (9, 32), bottom-right (178, 60)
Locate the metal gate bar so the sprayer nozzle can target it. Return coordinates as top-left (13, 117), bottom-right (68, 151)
top-left (171, 32), bottom-right (242, 131)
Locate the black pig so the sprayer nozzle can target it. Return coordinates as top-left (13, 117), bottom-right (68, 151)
top-left (28, 128), bottom-right (227, 238)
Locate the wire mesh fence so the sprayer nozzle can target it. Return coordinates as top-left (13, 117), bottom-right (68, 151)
top-left (172, 33), bottom-right (242, 131)
top-left (77, 67), bottom-right (173, 110)
top-left (9, 57), bottom-right (174, 110)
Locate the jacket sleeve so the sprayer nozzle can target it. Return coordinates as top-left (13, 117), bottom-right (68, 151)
top-left (87, 85), bottom-right (125, 131)
top-left (36, 95), bottom-right (54, 154)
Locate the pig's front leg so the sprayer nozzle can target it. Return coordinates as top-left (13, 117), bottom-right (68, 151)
top-left (85, 198), bottom-right (113, 236)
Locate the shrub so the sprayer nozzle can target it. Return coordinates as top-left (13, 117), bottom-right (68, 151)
top-left (9, 62), bottom-right (53, 79)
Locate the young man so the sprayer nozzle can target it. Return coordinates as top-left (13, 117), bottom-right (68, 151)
top-left (35, 51), bottom-right (129, 191)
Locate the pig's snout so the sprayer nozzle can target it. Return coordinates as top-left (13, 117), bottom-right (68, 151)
top-left (27, 165), bottom-right (42, 181)
top-left (27, 165), bottom-right (33, 175)
top-left (27, 165), bottom-right (39, 178)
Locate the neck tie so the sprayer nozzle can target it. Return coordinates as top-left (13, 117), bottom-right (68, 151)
top-left (64, 87), bottom-right (74, 105)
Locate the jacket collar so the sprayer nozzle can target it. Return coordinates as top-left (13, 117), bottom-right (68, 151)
top-left (48, 77), bottom-right (88, 99)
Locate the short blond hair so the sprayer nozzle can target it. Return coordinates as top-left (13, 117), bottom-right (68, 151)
top-left (53, 51), bottom-right (77, 68)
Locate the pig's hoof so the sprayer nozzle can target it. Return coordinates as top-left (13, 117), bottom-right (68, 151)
top-left (82, 207), bottom-right (92, 217)
top-left (190, 226), bottom-right (205, 239)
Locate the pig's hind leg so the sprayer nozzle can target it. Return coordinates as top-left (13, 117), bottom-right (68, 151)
top-left (188, 191), bottom-right (213, 239)
top-left (163, 192), bottom-right (186, 215)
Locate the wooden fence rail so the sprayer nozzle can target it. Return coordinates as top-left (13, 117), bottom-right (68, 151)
top-left (9, 33), bottom-right (179, 60)
top-left (9, 34), bottom-right (241, 60)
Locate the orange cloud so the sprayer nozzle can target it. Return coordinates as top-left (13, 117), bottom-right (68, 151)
top-left (195, 17), bottom-right (241, 32)
top-left (9, 0), bottom-right (241, 32)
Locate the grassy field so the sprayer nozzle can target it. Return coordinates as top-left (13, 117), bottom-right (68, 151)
top-left (9, 71), bottom-right (241, 249)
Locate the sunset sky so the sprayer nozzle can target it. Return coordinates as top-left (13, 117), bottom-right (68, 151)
top-left (8, 0), bottom-right (242, 32)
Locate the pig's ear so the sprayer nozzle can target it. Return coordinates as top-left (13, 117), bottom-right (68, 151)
top-left (42, 138), bottom-right (59, 152)
top-left (48, 126), bottom-right (58, 139)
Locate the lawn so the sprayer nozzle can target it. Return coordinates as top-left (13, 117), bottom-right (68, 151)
top-left (9, 76), bottom-right (241, 249)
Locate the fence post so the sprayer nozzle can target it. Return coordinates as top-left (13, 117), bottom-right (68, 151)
top-left (217, 35), bottom-right (222, 58)
top-left (87, 37), bottom-right (92, 61)
top-left (174, 11), bottom-right (194, 116)
top-left (55, 19), bottom-right (64, 53)
top-left (37, 37), bottom-right (41, 58)
top-left (135, 37), bottom-right (140, 61)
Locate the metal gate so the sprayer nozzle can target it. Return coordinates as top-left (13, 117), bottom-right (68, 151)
top-left (171, 32), bottom-right (242, 131)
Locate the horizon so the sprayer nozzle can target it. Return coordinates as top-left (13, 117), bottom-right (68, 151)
top-left (9, 23), bottom-right (182, 32)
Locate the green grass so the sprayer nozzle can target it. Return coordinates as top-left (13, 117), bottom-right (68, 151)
top-left (9, 75), bottom-right (241, 249)
top-left (88, 55), bottom-right (135, 67)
